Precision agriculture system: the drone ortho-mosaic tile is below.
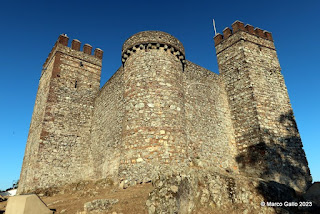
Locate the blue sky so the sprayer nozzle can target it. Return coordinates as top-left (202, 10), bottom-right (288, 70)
top-left (0, 0), bottom-right (319, 190)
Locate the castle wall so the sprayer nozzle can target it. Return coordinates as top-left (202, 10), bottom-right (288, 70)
top-left (183, 61), bottom-right (238, 173)
top-left (89, 59), bottom-right (240, 184)
top-left (89, 67), bottom-right (124, 180)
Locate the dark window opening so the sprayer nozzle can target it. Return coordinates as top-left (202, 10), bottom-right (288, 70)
top-left (75, 80), bottom-right (78, 88)
top-left (80, 62), bottom-right (84, 67)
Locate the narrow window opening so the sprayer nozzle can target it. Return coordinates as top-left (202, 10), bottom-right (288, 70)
top-left (80, 62), bottom-right (84, 67)
top-left (75, 80), bottom-right (77, 88)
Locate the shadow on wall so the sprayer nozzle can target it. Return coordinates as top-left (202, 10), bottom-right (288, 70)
top-left (235, 110), bottom-right (312, 193)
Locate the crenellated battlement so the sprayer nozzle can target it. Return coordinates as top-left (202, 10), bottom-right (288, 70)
top-left (214, 21), bottom-right (273, 46)
top-left (121, 31), bottom-right (185, 66)
top-left (42, 34), bottom-right (103, 69)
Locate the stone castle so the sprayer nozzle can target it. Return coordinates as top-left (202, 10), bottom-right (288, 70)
top-left (18, 21), bottom-right (312, 195)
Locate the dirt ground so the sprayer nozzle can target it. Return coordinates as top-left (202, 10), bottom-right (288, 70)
top-left (0, 181), bottom-right (154, 214)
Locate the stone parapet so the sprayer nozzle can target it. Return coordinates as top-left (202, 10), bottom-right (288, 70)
top-left (214, 21), bottom-right (273, 48)
top-left (121, 31), bottom-right (185, 66)
top-left (42, 34), bottom-right (103, 71)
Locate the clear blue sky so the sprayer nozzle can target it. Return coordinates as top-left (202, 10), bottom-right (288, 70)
top-left (0, 0), bottom-right (319, 190)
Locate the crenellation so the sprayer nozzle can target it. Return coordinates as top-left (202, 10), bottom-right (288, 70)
top-left (71, 39), bottom-right (81, 51)
top-left (213, 33), bottom-right (223, 46)
top-left (94, 48), bottom-right (103, 59)
top-left (42, 35), bottom-right (102, 75)
top-left (19, 21), bottom-right (312, 199)
top-left (231, 20), bottom-right (246, 33)
top-left (264, 30), bottom-right (273, 41)
top-left (214, 21), bottom-right (274, 48)
top-left (58, 34), bottom-right (69, 46)
top-left (245, 24), bottom-right (255, 34)
top-left (254, 27), bottom-right (266, 39)
top-left (223, 27), bottom-right (232, 39)
top-left (83, 44), bottom-right (92, 54)
top-left (215, 31), bottom-right (275, 55)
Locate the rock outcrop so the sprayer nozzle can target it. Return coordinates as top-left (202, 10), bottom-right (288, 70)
top-left (146, 168), bottom-right (318, 214)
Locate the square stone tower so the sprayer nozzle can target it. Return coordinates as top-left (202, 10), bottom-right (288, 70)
top-left (214, 21), bottom-right (312, 192)
top-left (18, 35), bottom-right (103, 194)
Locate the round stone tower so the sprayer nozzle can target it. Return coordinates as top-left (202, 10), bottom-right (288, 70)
top-left (120, 31), bottom-right (187, 184)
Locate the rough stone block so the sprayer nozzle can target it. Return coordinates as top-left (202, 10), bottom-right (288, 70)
top-left (5, 194), bottom-right (53, 214)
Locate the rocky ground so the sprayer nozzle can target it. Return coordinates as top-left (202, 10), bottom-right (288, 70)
top-left (0, 179), bottom-right (153, 214)
top-left (0, 170), bottom-right (319, 213)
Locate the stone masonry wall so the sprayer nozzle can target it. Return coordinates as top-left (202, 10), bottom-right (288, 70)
top-left (89, 66), bottom-right (124, 180)
top-left (18, 54), bottom-right (54, 194)
top-left (88, 33), bottom-right (239, 186)
top-left (242, 37), bottom-right (311, 191)
top-left (184, 61), bottom-right (238, 173)
top-left (215, 21), bottom-right (312, 192)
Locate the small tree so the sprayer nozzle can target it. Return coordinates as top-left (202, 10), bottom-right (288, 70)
top-left (12, 179), bottom-right (19, 189)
